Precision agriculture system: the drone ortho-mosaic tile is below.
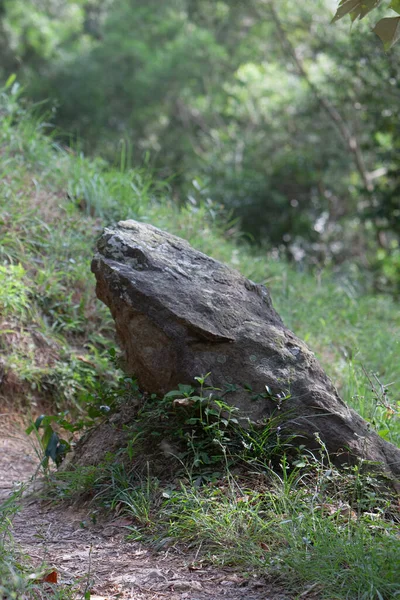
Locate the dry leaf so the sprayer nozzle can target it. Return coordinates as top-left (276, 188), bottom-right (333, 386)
top-left (173, 398), bottom-right (196, 407)
top-left (43, 571), bottom-right (58, 583)
top-left (31, 570), bottom-right (58, 584)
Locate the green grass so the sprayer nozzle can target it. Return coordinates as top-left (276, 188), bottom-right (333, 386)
top-left (1, 81), bottom-right (398, 441)
top-left (47, 447), bottom-right (400, 600)
top-left (1, 81), bottom-right (400, 600)
top-left (158, 479), bottom-right (399, 599)
top-left (39, 380), bottom-right (400, 600)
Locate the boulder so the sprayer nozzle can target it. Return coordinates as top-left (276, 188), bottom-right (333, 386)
top-left (89, 220), bottom-right (400, 479)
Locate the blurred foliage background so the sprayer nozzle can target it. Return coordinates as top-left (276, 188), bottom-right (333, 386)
top-left (0, 0), bottom-right (399, 291)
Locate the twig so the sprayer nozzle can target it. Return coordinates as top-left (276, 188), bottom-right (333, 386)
top-left (80, 544), bottom-right (93, 599)
top-left (134, 585), bottom-right (170, 596)
top-left (299, 582), bottom-right (322, 597)
top-left (255, 0), bottom-right (373, 192)
top-left (194, 541), bottom-right (203, 562)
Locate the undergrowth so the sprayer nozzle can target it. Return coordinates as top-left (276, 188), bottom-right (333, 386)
top-left (1, 80), bottom-right (400, 599)
top-left (0, 81), bottom-right (398, 441)
top-left (36, 375), bottom-right (400, 600)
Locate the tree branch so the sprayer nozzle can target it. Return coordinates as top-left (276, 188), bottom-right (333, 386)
top-left (257, 0), bottom-right (374, 191)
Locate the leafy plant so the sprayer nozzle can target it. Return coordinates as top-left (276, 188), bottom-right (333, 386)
top-left (125, 374), bottom-right (294, 483)
top-left (332, 0), bottom-right (400, 49)
top-left (26, 414), bottom-right (72, 468)
top-left (36, 368), bottom-right (399, 600)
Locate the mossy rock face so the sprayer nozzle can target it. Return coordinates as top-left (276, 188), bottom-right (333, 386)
top-left (88, 220), bottom-right (400, 480)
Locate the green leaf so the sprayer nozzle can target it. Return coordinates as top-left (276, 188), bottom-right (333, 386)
top-left (5, 74), bottom-right (17, 89)
top-left (41, 425), bottom-right (53, 451)
top-left (164, 389), bottom-right (188, 399)
top-left (332, 0), bottom-right (382, 23)
top-left (45, 431), bottom-right (60, 462)
top-left (332, 0), bottom-right (358, 22)
top-left (378, 428), bottom-right (390, 439)
top-left (204, 408), bottom-right (219, 416)
top-left (55, 440), bottom-right (71, 466)
top-left (34, 414), bottom-right (46, 430)
top-left (373, 16), bottom-right (400, 49)
top-left (88, 405), bottom-right (103, 419)
top-left (178, 384), bottom-right (194, 395)
top-left (58, 421), bottom-right (75, 432)
top-left (389, 0), bottom-right (400, 14)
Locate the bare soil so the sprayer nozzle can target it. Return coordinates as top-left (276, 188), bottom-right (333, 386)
top-left (0, 418), bottom-right (314, 600)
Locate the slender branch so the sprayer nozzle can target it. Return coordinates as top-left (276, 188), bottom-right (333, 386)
top-left (257, 0), bottom-right (373, 191)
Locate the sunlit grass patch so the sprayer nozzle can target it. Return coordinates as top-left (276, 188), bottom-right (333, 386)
top-left (153, 462), bottom-right (400, 599)
top-left (64, 456), bottom-right (398, 600)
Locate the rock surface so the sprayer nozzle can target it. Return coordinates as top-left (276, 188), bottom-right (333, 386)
top-left (90, 220), bottom-right (400, 479)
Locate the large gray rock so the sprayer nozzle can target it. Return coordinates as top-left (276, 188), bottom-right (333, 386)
top-left (90, 220), bottom-right (400, 479)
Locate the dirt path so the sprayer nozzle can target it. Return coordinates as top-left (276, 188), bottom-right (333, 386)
top-left (0, 421), bottom-right (300, 600)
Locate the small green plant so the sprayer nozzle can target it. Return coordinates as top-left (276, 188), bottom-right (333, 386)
top-left (0, 487), bottom-right (23, 544)
top-left (363, 367), bottom-right (399, 442)
top-left (26, 414), bottom-right (72, 469)
top-left (128, 374), bottom-right (295, 482)
top-left (112, 466), bottom-right (160, 538)
top-left (26, 368), bottom-right (141, 470)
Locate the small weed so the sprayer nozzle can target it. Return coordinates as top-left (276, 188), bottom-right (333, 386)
top-left (125, 375), bottom-right (295, 483)
top-left (26, 414), bottom-right (72, 469)
top-left (112, 468), bottom-right (160, 536)
top-left (26, 369), bottom-right (140, 471)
